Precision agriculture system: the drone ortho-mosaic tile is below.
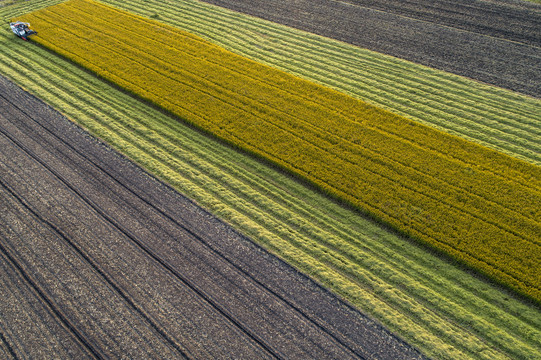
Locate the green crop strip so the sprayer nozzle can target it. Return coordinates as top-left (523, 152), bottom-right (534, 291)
top-left (19, 0), bottom-right (541, 303)
top-left (2, 0), bottom-right (540, 359)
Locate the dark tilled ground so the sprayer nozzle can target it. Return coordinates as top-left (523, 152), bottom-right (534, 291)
top-left (341, 0), bottom-right (541, 47)
top-left (0, 75), bottom-right (427, 359)
top-left (198, 0), bottom-right (541, 97)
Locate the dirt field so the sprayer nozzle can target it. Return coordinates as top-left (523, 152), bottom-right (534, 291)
top-left (198, 0), bottom-right (541, 97)
top-left (0, 76), bottom-right (427, 359)
top-left (341, 0), bottom-right (541, 46)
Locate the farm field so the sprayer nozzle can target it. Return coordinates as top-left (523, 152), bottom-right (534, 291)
top-left (197, 0), bottom-right (541, 97)
top-left (0, 75), bottom-right (423, 359)
top-left (325, 0), bottom-right (541, 46)
top-left (1, 0), bottom-right (540, 360)
top-left (11, 0), bottom-right (541, 166)
top-left (19, 0), bottom-right (541, 302)
top-left (103, 0), bottom-right (541, 166)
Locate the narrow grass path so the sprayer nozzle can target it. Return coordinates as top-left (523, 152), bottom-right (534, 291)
top-left (1, 1), bottom-right (540, 360)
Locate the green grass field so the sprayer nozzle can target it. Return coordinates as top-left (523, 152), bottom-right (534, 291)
top-left (2, 1), bottom-right (540, 359)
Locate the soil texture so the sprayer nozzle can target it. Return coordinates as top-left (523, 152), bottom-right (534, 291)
top-left (0, 75), bottom-right (426, 359)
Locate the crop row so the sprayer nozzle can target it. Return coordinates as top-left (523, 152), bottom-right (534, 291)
top-left (2, 1), bottom-right (541, 359)
top-left (103, 0), bottom-right (541, 166)
top-left (19, 0), bottom-right (541, 302)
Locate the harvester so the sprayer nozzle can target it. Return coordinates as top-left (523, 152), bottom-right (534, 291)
top-left (10, 21), bottom-right (37, 41)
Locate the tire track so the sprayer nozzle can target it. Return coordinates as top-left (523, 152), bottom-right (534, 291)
top-left (0, 225), bottom-right (104, 360)
top-left (0, 183), bottom-right (189, 359)
top-left (0, 235), bottom-right (99, 360)
top-left (0, 330), bottom-right (17, 360)
top-left (0, 153), bottom-right (193, 358)
top-left (0, 185), bottom-right (254, 359)
top-left (0, 76), bottom-right (427, 358)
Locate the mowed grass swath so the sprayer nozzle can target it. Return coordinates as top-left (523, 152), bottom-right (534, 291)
top-left (19, 0), bottom-right (541, 302)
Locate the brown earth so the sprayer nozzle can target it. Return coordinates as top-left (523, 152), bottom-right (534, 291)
top-left (0, 75), bottom-right (427, 359)
top-left (198, 0), bottom-right (541, 97)
top-left (341, 0), bottom-right (541, 46)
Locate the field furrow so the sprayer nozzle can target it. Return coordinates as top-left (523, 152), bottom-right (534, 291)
top-left (339, 0), bottom-right (541, 46)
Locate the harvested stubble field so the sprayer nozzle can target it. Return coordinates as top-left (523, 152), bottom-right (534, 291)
top-left (1, 0), bottom-right (540, 359)
top-left (19, 0), bottom-right (541, 302)
top-left (197, 0), bottom-right (541, 97)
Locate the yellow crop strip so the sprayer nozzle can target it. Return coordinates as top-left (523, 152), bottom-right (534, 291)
top-left (19, 0), bottom-right (541, 302)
